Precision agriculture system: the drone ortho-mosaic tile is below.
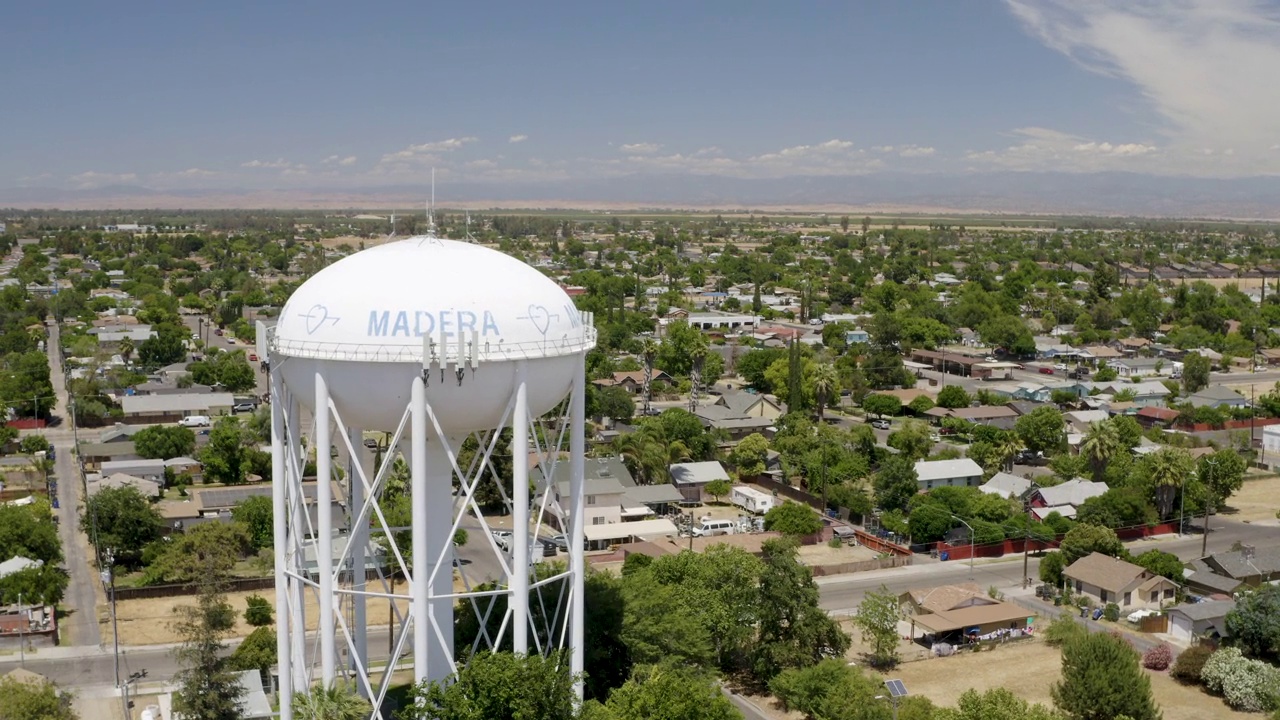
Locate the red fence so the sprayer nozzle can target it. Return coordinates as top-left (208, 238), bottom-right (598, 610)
top-left (5, 419), bottom-right (46, 430)
top-left (1179, 417), bottom-right (1280, 432)
top-left (934, 522), bottom-right (1178, 561)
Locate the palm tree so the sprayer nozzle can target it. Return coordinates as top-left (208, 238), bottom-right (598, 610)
top-left (641, 338), bottom-right (658, 416)
top-left (291, 682), bottom-right (372, 720)
top-left (995, 435), bottom-right (1025, 473)
top-left (1080, 421), bottom-right (1120, 483)
top-left (811, 363), bottom-right (839, 421)
top-left (119, 337), bottom-right (135, 366)
top-left (614, 432), bottom-right (667, 485)
top-left (1147, 447), bottom-right (1194, 520)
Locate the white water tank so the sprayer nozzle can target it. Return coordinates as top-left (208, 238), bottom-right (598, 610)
top-left (273, 238), bottom-right (594, 431)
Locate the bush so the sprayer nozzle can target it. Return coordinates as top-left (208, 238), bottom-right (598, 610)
top-left (1201, 646), bottom-right (1280, 712)
top-left (244, 594), bottom-right (273, 626)
top-left (1142, 643), bottom-right (1173, 671)
top-left (1171, 645), bottom-right (1213, 684)
top-left (1104, 603), bottom-right (1120, 622)
top-left (1045, 615), bottom-right (1087, 647)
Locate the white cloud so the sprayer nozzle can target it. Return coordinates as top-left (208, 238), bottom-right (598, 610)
top-left (177, 167), bottom-right (216, 177)
top-left (241, 158), bottom-right (293, 169)
top-left (620, 143), bottom-right (662, 154)
top-left (69, 171), bottom-right (138, 188)
top-left (322, 155), bottom-right (358, 166)
top-left (1004, 0), bottom-right (1280, 174)
top-left (375, 137), bottom-right (479, 174)
top-left (898, 145), bottom-right (936, 158)
top-left (965, 126), bottom-right (1161, 171)
top-left (508, 134), bottom-right (528, 144)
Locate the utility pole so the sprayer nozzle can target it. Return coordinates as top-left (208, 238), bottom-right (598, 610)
top-left (17, 592), bottom-right (24, 667)
top-left (1201, 457), bottom-right (1219, 559)
top-left (1022, 501), bottom-right (1032, 588)
top-left (102, 548), bottom-right (121, 689)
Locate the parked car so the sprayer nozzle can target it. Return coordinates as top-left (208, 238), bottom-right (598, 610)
top-left (363, 437), bottom-right (379, 449)
top-left (1039, 367), bottom-right (1055, 375)
top-left (1054, 363), bottom-right (1069, 371)
top-left (232, 402), bottom-right (256, 413)
top-left (179, 415), bottom-right (211, 427)
top-left (871, 419), bottom-right (891, 430)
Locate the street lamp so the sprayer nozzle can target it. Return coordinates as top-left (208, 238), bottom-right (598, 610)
top-left (950, 515), bottom-right (975, 580)
top-left (16, 591), bottom-right (24, 668)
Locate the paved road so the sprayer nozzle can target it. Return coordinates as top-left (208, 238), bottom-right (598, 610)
top-left (46, 318), bottom-right (104, 647)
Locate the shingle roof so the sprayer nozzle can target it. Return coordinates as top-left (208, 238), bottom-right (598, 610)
top-left (1205, 546), bottom-right (1280, 580)
top-left (980, 472), bottom-right (1033, 499)
top-left (1167, 599), bottom-right (1236, 623)
top-left (1065, 552), bottom-right (1150, 593)
top-left (669, 461), bottom-right (730, 486)
top-left (1035, 479), bottom-right (1108, 507)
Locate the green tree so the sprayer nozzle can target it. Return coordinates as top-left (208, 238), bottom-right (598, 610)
top-left (1198, 449), bottom-right (1246, 524)
top-left (907, 394), bottom-right (935, 414)
top-left (1015, 406), bottom-right (1066, 455)
top-left (132, 424), bottom-right (197, 460)
top-left (291, 682), bottom-right (372, 720)
top-left (1079, 422), bottom-right (1119, 484)
top-left (1132, 549), bottom-right (1184, 584)
top-left (937, 688), bottom-right (1061, 720)
top-left (17, 434), bottom-right (50, 456)
top-left (704, 479), bottom-right (731, 503)
top-left (887, 420), bottom-right (933, 460)
top-left (407, 651), bottom-right (578, 720)
top-left (82, 486), bottom-right (163, 568)
top-left (908, 503), bottom-right (955, 544)
top-left (597, 386), bottom-right (636, 422)
top-left (753, 538), bottom-right (850, 681)
top-left (137, 325), bottom-right (188, 368)
top-left (1182, 352), bottom-right (1211, 394)
top-left (171, 562), bottom-right (244, 720)
top-left (1224, 585), bottom-right (1280, 664)
top-left (145, 522), bottom-right (251, 585)
top-left (228, 625), bottom-right (276, 681)
top-left (728, 433), bottom-right (769, 477)
top-left (861, 393), bottom-right (902, 418)
top-left (590, 664), bottom-right (742, 720)
top-left (770, 658), bottom-right (895, 720)
top-left (0, 674), bottom-right (78, 720)
top-left (1059, 524), bottom-right (1124, 565)
top-left (1052, 632), bottom-right (1161, 720)
top-left (231, 495), bottom-right (274, 552)
top-left (873, 456), bottom-right (919, 513)
top-left (811, 363), bottom-right (839, 416)
top-left (243, 593), bottom-right (272, 626)
top-left (1039, 551), bottom-right (1068, 588)
top-left (763, 502), bottom-right (823, 536)
top-left (854, 585), bottom-right (900, 668)
top-left (621, 577), bottom-right (715, 668)
top-left (1145, 447), bottom-right (1194, 520)
top-left (201, 416), bottom-right (249, 485)
top-left (0, 499), bottom-right (62, 566)
top-left (0, 562), bottom-right (69, 606)
top-left (936, 385), bottom-right (971, 409)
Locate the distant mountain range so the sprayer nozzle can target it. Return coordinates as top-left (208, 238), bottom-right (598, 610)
top-left (4, 172), bottom-right (1280, 219)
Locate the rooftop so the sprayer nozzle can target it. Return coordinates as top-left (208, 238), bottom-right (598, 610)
top-left (914, 458), bottom-right (984, 482)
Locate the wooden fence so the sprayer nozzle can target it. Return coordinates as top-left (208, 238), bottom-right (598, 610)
top-left (811, 554), bottom-right (912, 577)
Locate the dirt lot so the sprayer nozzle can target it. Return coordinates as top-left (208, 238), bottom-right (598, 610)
top-left (103, 576), bottom-right (469, 646)
top-left (1221, 472), bottom-right (1280, 523)
top-left (871, 640), bottom-right (1244, 720)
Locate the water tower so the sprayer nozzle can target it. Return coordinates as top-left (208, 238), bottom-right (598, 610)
top-left (267, 236), bottom-right (596, 719)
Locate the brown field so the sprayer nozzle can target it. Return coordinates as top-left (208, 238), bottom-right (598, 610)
top-left (1220, 472), bottom-right (1280, 523)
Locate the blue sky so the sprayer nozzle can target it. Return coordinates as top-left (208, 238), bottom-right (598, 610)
top-left (4, 0), bottom-right (1278, 191)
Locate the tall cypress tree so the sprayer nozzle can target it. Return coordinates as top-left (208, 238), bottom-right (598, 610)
top-left (1052, 632), bottom-right (1160, 720)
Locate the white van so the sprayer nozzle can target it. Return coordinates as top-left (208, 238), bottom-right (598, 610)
top-left (179, 415), bottom-right (211, 427)
top-left (692, 519), bottom-right (737, 538)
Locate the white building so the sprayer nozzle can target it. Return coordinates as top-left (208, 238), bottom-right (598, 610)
top-left (913, 458), bottom-right (984, 492)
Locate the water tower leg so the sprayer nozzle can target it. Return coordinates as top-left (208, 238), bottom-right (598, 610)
top-left (288, 396), bottom-right (308, 691)
top-left (411, 376), bottom-right (430, 686)
top-left (347, 426), bottom-right (368, 687)
top-left (316, 375), bottom-right (336, 686)
top-left (569, 360), bottom-right (586, 697)
top-left (425, 435), bottom-right (455, 679)
top-left (270, 372), bottom-right (292, 720)
top-left (511, 363), bottom-right (530, 655)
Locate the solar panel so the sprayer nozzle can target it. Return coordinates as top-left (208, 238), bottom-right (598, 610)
top-left (885, 679), bottom-right (908, 698)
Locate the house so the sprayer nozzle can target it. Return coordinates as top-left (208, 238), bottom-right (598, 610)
top-left (591, 370), bottom-right (673, 395)
top-left (914, 458), bottom-right (984, 492)
top-left (942, 405), bottom-right (1020, 428)
top-left (669, 461), bottom-right (731, 501)
top-left (1029, 479), bottom-right (1108, 520)
top-left (1135, 406), bottom-right (1180, 429)
top-left (693, 395), bottom-right (779, 442)
top-left (99, 458), bottom-right (166, 483)
top-left (157, 482), bottom-right (345, 533)
top-left (1186, 385), bottom-right (1249, 410)
top-left (898, 583), bottom-right (1035, 640)
top-left (0, 556), bottom-right (41, 580)
top-left (1182, 565), bottom-right (1244, 596)
top-left (1167, 600), bottom-right (1236, 645)
top-left (552, 477), bottom-right (626, 530)
top-left (979, 472), bottom-right (1033, 500)
top-left (93, 325), bottom-right (156, 344)
top-left (712, 390), bottom-right (783, 419)
top-left (120, 392), bottom-right (235, 424)
top-left (1065, 409), bottom-right (1111, 433)
top-left (1063, 552), bottom-right (1179, 608)
top-left (1200, 545), bottom-right (1280, 586)
top-left (76, 441), bottom-right (141, 471)
top-left (86, 472), bottom-right (162, 499)
top-left (1106, 357), bottom-right (1178, 378)
top-left (99, 423), bottom-right (144, 444)
top-left (619, 484), bottom-right (685, 516)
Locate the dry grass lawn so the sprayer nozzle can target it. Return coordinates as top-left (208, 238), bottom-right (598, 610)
top-left (1220, 472), bottom-right (1280, 523)
top-left (103, 576), bottom-right (476, 646)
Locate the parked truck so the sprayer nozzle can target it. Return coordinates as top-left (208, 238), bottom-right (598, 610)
top-left (730, 485), bottom-right (777, 515)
